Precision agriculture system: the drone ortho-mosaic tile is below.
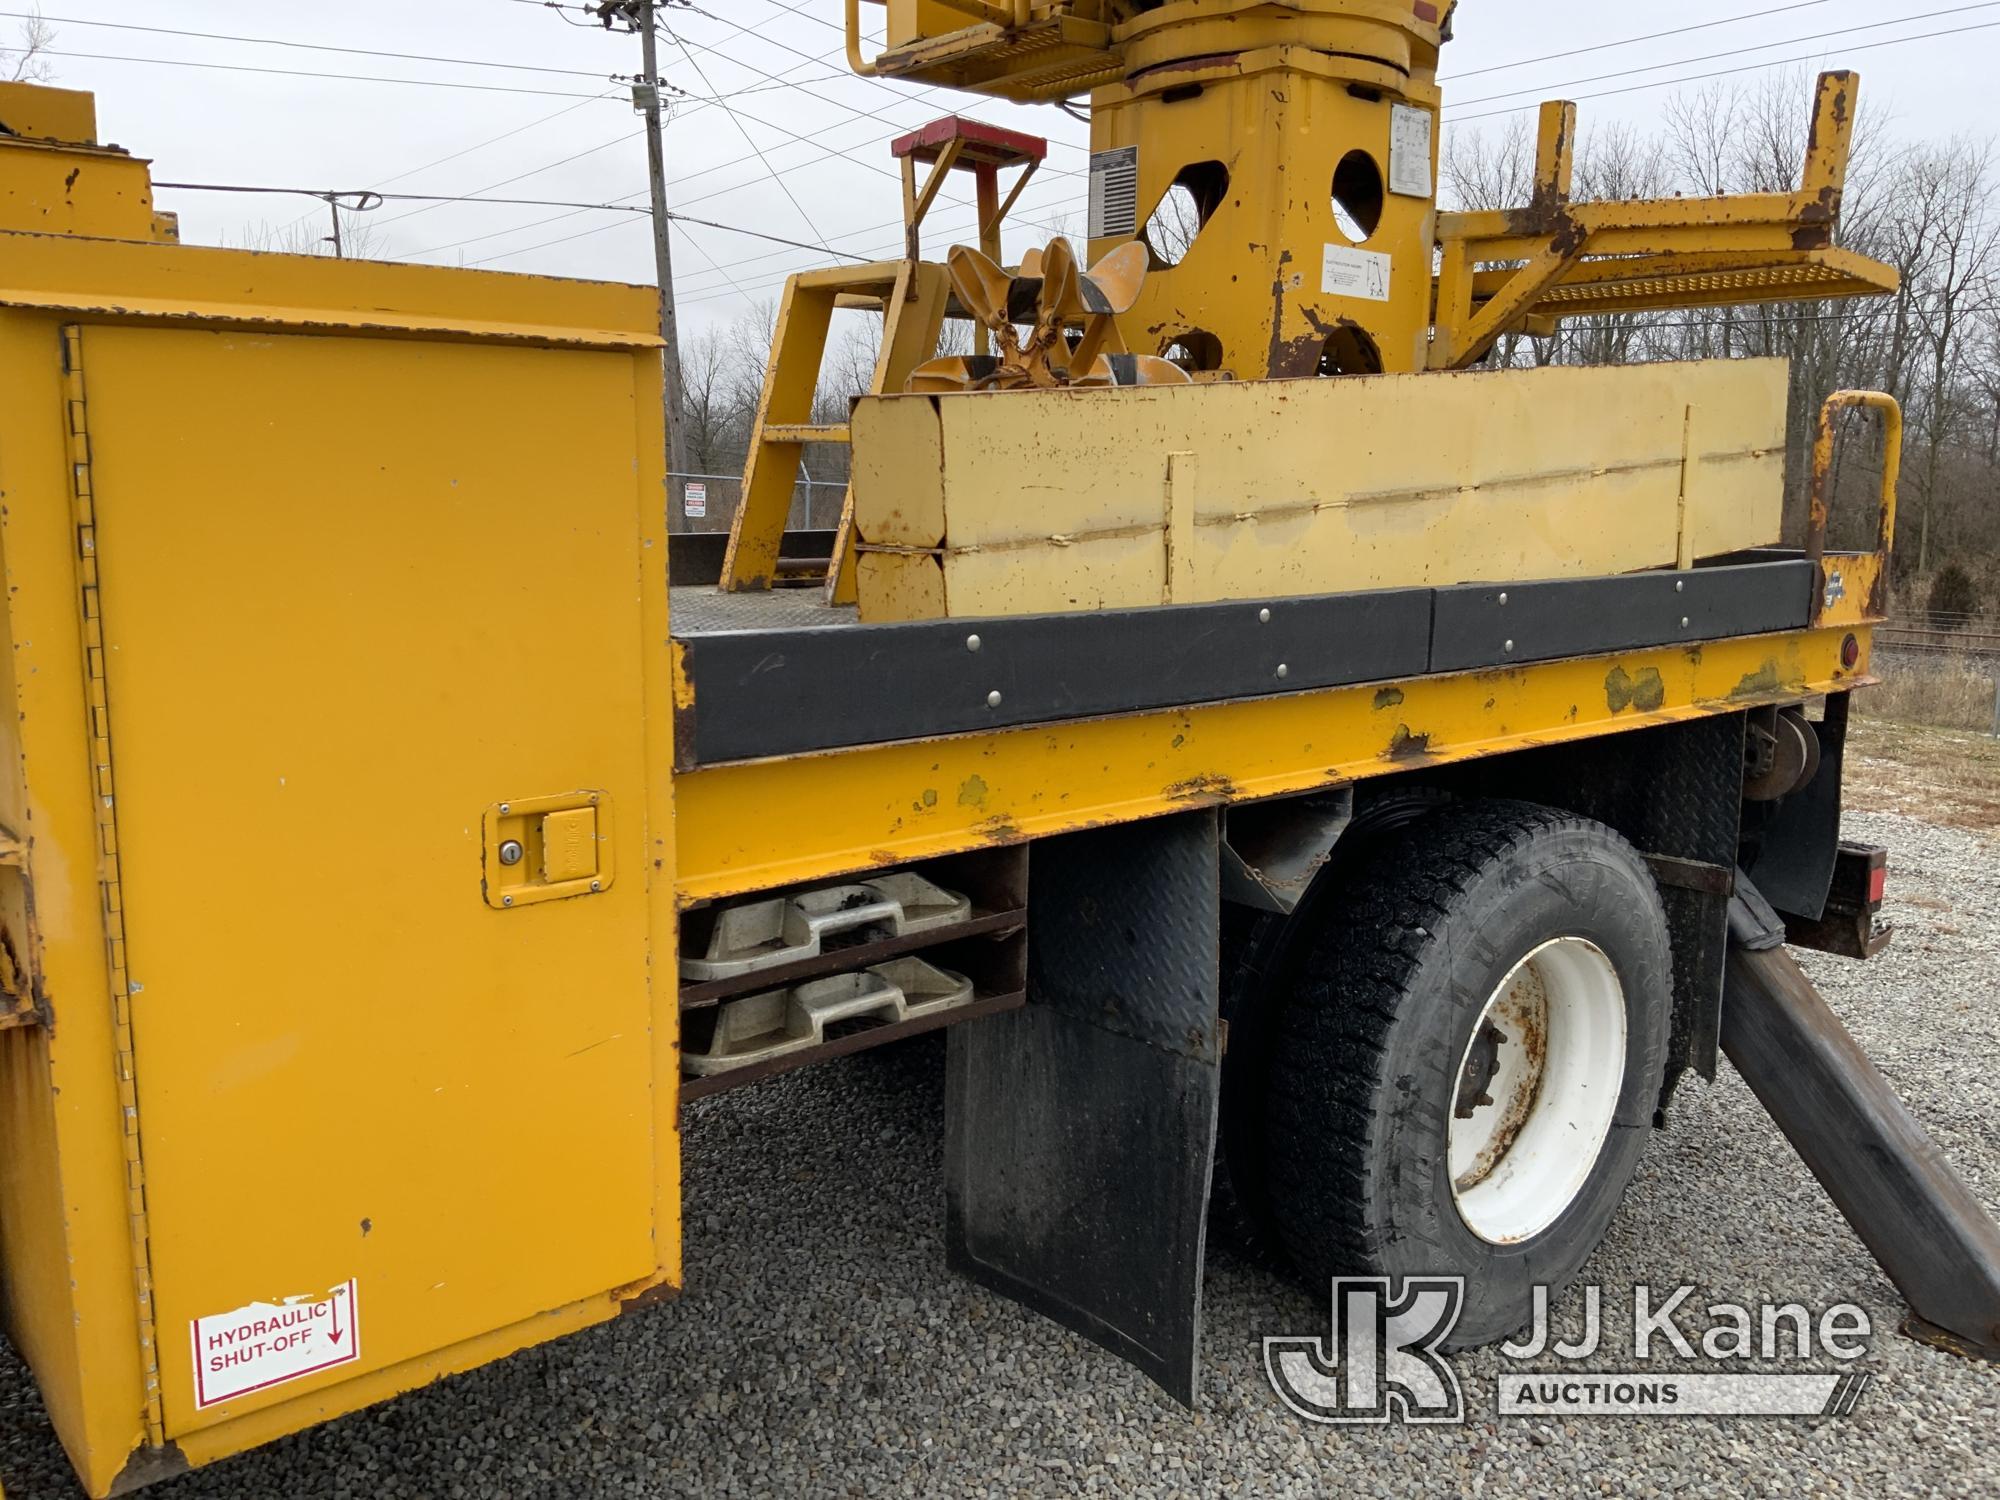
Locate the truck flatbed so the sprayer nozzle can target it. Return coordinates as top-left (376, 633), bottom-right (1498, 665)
top-left (667, 584), bottom-right (859, 636)
top-left (667, 555), bottom-right (1863, 904)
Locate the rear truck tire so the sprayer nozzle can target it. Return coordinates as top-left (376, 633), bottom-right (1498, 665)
top-left (1212, 787), bottom-right (1455, 1268)
top-left (1262, 800), bottom-right (1673, 1349)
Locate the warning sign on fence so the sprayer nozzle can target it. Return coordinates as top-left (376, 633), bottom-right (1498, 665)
top-left (684, 481), bottom-right (707, 518)
top-left (192, 1279), bottom-right (360, 1408)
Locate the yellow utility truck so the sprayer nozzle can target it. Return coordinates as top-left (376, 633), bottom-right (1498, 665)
top-left (3, 1), bottom-right (1998, 1492)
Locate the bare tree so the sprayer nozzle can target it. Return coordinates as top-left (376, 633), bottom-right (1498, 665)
top-left (226, 208), bottom-right (387, 260)
top-left (1893, 140), bottom-right (2000, 575)
top-left (1560, 122), bottom-right (1673, 370)
top-left (1440, 113), bottom-right (1537, 366)
top-left (822, 317), bottom-right (881, 406)
top-left (4, 7), bottom-right (54, 83)
top-left (225, 220), bottom-right (330, 256)
top-left (1142, 183), bottom-right (1203, 266)
top-left (677, 327), bottom-right (747, 477)
top-left (1442, 110), bottom-right (1536, 211)
top-left (333, 211), bottom-right (387, 261)
top-left (722, 299), bottom-right (777, 422)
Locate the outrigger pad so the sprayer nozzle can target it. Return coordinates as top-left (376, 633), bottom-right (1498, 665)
top-left (944, 811), bottom-right (1221, 1405)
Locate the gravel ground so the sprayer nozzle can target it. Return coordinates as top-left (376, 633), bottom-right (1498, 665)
top-left (3, 799), bottom-right (1997, 1497)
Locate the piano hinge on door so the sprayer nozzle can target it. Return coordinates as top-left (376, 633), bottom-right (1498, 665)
top-left (62, 323), bottom-right (166, 1446)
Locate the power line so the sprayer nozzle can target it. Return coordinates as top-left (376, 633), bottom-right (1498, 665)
top-left (371, 130), bottom-right (646, 227)
top-left (405, 193), bottom-right (651, 259)
top-left (260, 64), bottom-right (850, 245)
top-left (660, 22), bottom-right (834, 250)
top-left (665, 175), bottom-right (1084, 292)
top-left (459, 112), bottom-right (934, 257)
top-left (502, 0), bottom-right (612, 27)
top-left (681, 0), bottom-right (1090, 165)
top-left (1445, 19), bottom-right (2000, 123)
top-left (420, 19), bottom-right (988, 255)
top-left (465, 211), bottom-right (649, 266)
top-left (392, 102), bottom-right (1037, 268)
top-left (1448, 3), bottom-right (2000, 110)
top-left (264, 91), bottom-right (615, 240)
top-left (155, 180), bottom-right (652, 214)
top-left (439, 100), bottom-right (1076, 270)
top-left (36, 49), bottom-right (621, 101)
top-left (1442, 1), bottom-right (1838, 82)
top-left (637, 25), bottom-right (1079, 241)
top-left (661, 11), bottom-right (1086, 182)
top-left (663, 162), bottom-right (1086, 290)
top-left (637, 41), bottom-right (953, 203)
top-left (0, 12), bottom-right (646, 81)
top-left (34, 40), bottom-right (800, 109)
top-left (671, 199), bottom-right (1083, 306)
top-left (520, 0), bottom-right (1092, 169)
top-left (39, 0), bottom-right (1057, 261)
top-left (667, 113), bottom-right (970, 212)
top-left (670, 216), bottom-right (771, 307)
top-left (370, 93), bottom-right (612, 192)
top-left (463, 178), bottom-right (1076, 284)
top-left (669, 209), bottom-right (907, 258)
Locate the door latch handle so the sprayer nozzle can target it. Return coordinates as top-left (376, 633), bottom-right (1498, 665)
top-left (483, 792), bottom-right (613, 909)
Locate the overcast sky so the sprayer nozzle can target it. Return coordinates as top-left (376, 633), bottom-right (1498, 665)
top-left (19, 1), bottom-right (2000, 336)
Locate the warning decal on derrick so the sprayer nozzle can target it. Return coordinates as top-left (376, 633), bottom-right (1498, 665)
top-left (192, 1279), bottom-right (360, 1408)
top-left (1088, 146), bottom-right (1139, 239)
top-left (1321, 244), bottom-right (1393, 301)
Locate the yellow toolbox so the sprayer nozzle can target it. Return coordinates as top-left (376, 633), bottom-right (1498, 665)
top-left (0, 81), bottom-right (681, 1495)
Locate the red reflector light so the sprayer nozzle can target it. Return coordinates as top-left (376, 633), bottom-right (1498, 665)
top-left (1841, 633), bottom-right (1861, 669)
top-left (1867, 864), bottom-right (1888, 904)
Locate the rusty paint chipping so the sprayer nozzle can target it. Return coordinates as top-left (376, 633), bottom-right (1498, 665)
top-left (1164, 772), bottom-right (1238, 802)
top-left (1385, 724), bottom-right (1433, 760)
top-left (1730, 662), bottom-right (1786, 701)
top-left (1605, 665), bottom-right (1666, 715)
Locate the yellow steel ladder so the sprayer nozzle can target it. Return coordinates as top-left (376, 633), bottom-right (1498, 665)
top-left (719, 116), bottom-right (1045, 603)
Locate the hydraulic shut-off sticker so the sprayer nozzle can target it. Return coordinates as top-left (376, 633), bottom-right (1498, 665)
top-left (192, 1279), bottom-right (360, 1408)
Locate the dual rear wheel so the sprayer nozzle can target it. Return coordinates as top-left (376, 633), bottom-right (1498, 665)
top-left (1224, 799), bottom-right (1673, 1347)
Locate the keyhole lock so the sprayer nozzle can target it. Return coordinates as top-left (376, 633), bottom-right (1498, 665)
top-left (497, 839), bottom-right (525, 867)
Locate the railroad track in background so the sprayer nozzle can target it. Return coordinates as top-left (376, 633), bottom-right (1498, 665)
top-left (1876, 626), bottom-right (2000, 659)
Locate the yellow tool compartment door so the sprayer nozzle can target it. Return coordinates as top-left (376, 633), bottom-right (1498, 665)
top-left (79, 325), bottom-right (659, 1436)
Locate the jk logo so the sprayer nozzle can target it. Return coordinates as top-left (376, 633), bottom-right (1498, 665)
top-left (1264, 1277), bottom-right (1466, 1425)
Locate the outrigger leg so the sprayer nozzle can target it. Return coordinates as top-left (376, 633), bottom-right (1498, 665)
top-left (1724, 878), bottom-right (2000, 1361)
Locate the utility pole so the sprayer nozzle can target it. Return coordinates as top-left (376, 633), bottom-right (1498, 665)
top-left (627, 0), bottom-right (690, 485)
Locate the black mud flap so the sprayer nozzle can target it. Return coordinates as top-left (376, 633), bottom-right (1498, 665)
top-left (1745, 694), bottom-right (1850, 922)
top-left (943, 811), bottom-right (1220, 1405)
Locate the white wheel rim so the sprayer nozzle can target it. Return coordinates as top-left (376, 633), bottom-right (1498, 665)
top-left (1447, 937), bottom-right (1627, 1245)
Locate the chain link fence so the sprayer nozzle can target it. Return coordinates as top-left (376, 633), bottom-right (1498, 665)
top-left (1871, 612), bottom-right (2000, 736)
top-left (667, 470), bottom-right (846, 536)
